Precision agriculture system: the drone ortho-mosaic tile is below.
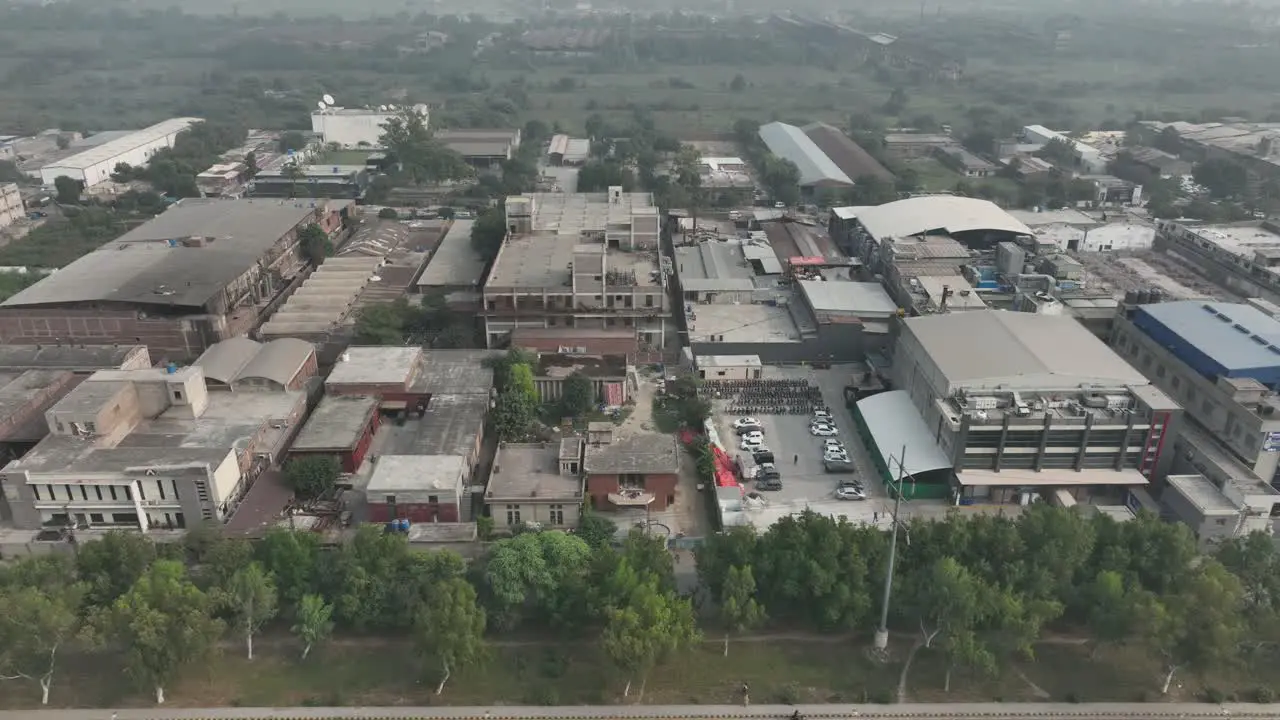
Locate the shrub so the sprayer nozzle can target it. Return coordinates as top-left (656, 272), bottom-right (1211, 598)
top-left (1254, 687), bottom-right (1275, 703)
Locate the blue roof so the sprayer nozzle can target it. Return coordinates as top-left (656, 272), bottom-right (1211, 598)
top-left (1135, 301), bottom-right (1280, 374)
top-left (757, 122), bottom-right (853, 187)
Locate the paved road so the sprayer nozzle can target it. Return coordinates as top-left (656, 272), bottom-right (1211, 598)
top-left (1, 703), bottom-right (1273, 720)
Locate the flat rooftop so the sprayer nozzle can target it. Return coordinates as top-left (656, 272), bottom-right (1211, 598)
top-left (41, 118), bottom-right (200, 171)
top-left (326, 346), bottom-right (421, 387)
top-left (0, 344), bottom-right (146, 371)
top-left (487, 442), bottom-right (583, 501)
top-left (8, 389), bottom-right (304, 474)
top-left (584, 434), bottom-right (680, 475)
top-left (674, 242), bottom-right (757, 293)
top-left (1006, 208), bottom-right (1100, 227)
top-left (260, 255), bottom-right (384, 337)
top-left (384, 393), bottom-right (488, 457)
top-left (1134, 301), bottom-right (1280, 374)
top-left (417, 219), bottom-right (487, 289)
top-left (0, 371), bottom-right (81, 442)
top-left (687, 303), bottom-right (800, 344)
top-left (487, 238), bottom-right (661, 289)
top-left (1186, 223), bottom-right (1280, 262)
top-left (512, 191), bottom-right (658, 234)
top-left (798, 280), bottom-right (897, 317)
top-left (415, 350), bottom-right (496, 395)
top-left (1167, 474), bottom-right (1244, 517)
top-left (291, 395), bottom-right (378, 452)
top-left (366, 454), bottom-right (465, 493)
top-left (4, 198), bottom-right (350, 308)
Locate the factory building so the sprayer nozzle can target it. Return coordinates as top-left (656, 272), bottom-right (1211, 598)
top-left (481, 191), bottom-right (667, 350)
top-left (38, 118), bottom-right (202, 188)
top-left (880, 311), bottom-right (1181, 505)
top-left (1110, 300), bottom-right (1280, 543)
top-left (310, 105), bottom-right (429, 148)
top-left (1152, 219), bottom-right (1280, 304)
top-left (757, 122), bottom-right (854, 192)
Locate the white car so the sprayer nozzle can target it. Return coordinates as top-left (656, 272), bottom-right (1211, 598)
top-left (823, 438), bottom-right (844, 448)
top-left (740, 430), bottom-right (764, 442)
top-left (740, 437), bottom-right (766, 450)
top-left (810, 424), bottom-right (839, 437)
top-left (813, 410), bottom-right (834, 421)
top-left (835, 485), bottom-right (866, 501)
top-left (824, 452), bottom-right (851, 463)
top-left (732, 417), bottom-right (762, 430)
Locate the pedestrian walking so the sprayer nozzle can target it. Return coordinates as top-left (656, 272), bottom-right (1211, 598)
top-left (873, 510), bottom-right (879, 523)
top-left (793, 453), bottom-right (799, 464)
top-left (742, 682), bottom-right (751, 707)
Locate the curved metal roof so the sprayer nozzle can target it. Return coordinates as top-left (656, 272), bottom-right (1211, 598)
top-left (757, 122), bottom-right (853, 187)
top-left (237, 338), bottom-right (313, 387)
top-left (854, 196), bottom-right (1033, 240)
top-left (193, 337), bottom-right (262, 384)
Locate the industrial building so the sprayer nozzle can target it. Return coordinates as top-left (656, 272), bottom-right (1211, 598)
top-left (486, 440), bottom-right (585, 530)
top-left (37, 118), bottom-right (202, 188)
top-left (250, 163), bottom-right (369, 199)
top-left (192, 337), bottom-right (317, 392)
top-left (0, 182), bottom-right (24, 230)
top-left (758, 122), bottom-right (854, 191)
top-left (1152, 219), bottom-right (1280, 303)
top-left (0, 198), bottom-right (353, 359)
top-left (880, 311), bottom-right (1181, 505)
top-left (415, 219), bottom-right (487, 309)
top-left (800, 122), bottom-right (894, 184)
top-left (1162, 471), bottom-right (1278, 549)
top-left (796, 280), bottom-right (897, 335)
top-left (510, 328), bottom-right (639, 360)
top-left (548, 135), bottom-right (591, 166)
top-left (365, 454), bottom-right (468, 524)
top-left (481, 191), bottom-right (667, 349)
top-left (1110, 301), bottom-right (1280, 530)
top-left (436, 129), bottom-right (521, 169)
top-left (883, 133), bottom-right (956, 160)
top-left (0, 365), bottom-right (307, 531)
top-left (258, 255), bottom-right (386, 341)
top-left (310, 105), bottom-right (429, 148)
top-left (0, 344), bottom-right (150, 373)
top-left (1020, 125), bottom-right (1107, 174)
top-left (288, 395), bottom-right (381, 473)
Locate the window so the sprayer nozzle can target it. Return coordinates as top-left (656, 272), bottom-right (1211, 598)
top-left (32, 485), bottom-right (40, 501)
top-left (90, 513), bottom-right (104, 523)
top-left (506, 505), bottom-right (521, 525)
top-left (158, 482), bottom-right (166, 500)
top-left (124, 486), bottom-right (133, 501)
top-left (138, 484), bottom-right (146, 500)
top-left (173, 390), bottom-right (183, 401)
top-left (171, 479), bottom-right (180, 500)
top-left (109, 486), bottom-right (118, 501)
top-left (385, 495), bottom-right (397, 505)
top-left (645, 295), bottom-right (654, 307)
top-left (46, 484), bottom-right (54, 500)
top-left (549, 504), bottom-right (565, 525)
top-left (80, 486), bottom-right (88, 501)
top-left (428, 495), bottom-right (439, 504)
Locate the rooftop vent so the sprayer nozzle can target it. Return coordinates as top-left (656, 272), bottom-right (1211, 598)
top-left (1235, 323), bottom-right (1251, 334)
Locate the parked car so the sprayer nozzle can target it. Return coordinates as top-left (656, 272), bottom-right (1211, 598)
top-left (752, 450), bottom-right (776, 464)
top-left (735, 425), bottom-right (763, 436)
top-left (757, 463), bottom-right (781, 480)
top-left (813, 410), bottom-right (834, 422)
top-left (836, 484), bottom-right (866, 500)
top-left (733, 417), bottom-right (762, 430)
top-left (740, 430), bottom-right (764, 443)
top-left (823, 438), bottom-right (844, 449)
top-left (824, 459), bottom-right (856, 473)
top-left (756, 477), bottom-right (784, 491)
top-left (810, 424), bottom-right (839, 437)
top-left (824, 453), bottom-right (851, 464)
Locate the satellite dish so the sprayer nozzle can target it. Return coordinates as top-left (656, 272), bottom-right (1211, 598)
top-left (317, 100), bottom-right (327, 110)
top-left (322, 94), bottom-right (336, 106)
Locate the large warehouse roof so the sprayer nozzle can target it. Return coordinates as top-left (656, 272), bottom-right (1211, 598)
top-left (854, 196), bottom-right (1032, 240)
top-left (758, 122), bottom-right (853, 187)
top-left (3, 199), bottom-right (341, 310)
top-left (905, 311), bottom-right (1145, 388)
top-left (801, 122), bottom-right (895, 183)
top-left (856, 390), bottom-right (951, 478)
top-left (41, 118), bottom-right (201, 171)
top-left (1135, 301), bottom-right (1280, 374)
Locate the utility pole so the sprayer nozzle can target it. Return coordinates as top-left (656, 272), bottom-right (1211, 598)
top-left (874, 445), bottom-right (907, 652)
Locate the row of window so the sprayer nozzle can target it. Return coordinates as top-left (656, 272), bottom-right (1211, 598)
top-left (504, 504), bottom-right (566, 526)
top-left (32, 480), bottom-right (180, 504)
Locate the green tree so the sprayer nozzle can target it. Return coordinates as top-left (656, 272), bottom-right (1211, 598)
top-left (255, 529), bottom-right (321, 616)
top-left (1035, 137), bottom-right (1079, 168)
top-left (559, 372), bottom-right (595, 418)
top-left (492, 389), bottom-right (536, 440)
top-left (729, 73), bottom-right (747, 92)
top-left (282, 163), bottom-right (306, 199)
top-left (508, 362), bottom-right (538, 406)
top-left (483, 531), bottom-right (593, 628)
top-left (902, 557), bottom-right (993, 693)
top-left (470, 204), bottom-right (509, 262)
top-left (76, 530), bottom-right (157, 607)
top-left (379, 108), bottom-right (470, 185)
top-left (278, 131), bottom-right (308, 154)
top-left (297, 223), bottom-right (331, 265)
top-left (53, 176), bottom-right (82, 204)
top-left (354, 300), bottom-right (410, 344)
top-left (291, 594), bottom-right (334, 660)
top-left (576, 508), bottom-right (618, 550)
top-left (0, 582), bottom-right (83, 704)
top-left (1146, 559), bottom-right (1245, 694)
top-left (719, 565), bottom-right (765, 656)
top-left (1193, 158), bottom-right (1249, 199)
top-left (221, 562), bottom-right (278, 660)
top-left (601, 577), bottom-right (699, 699)
top-left (413, 577), bottom-right (487, 694)
top-left (378, 207), bottom-right (399, 219)
top-left (284, 456), bottom-right (340, 500)
top-left (1085, 570), bottom-right (1155, 658)
top-left (95, 561), bottom-right (223, 704)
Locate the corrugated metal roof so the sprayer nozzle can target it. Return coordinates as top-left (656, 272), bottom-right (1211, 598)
top-left (801, 122), bottom-right (895, 183)
top-left (1136, 301), bottom-right (1280, 373)
top-left (238, 338), bottom-right (313, 386)
top-left (757, 122), bottom-right (853, 187)
top-left (856, 390), bottom-right (951, 478)
top-left (193, 337), bottom-right (262, 384)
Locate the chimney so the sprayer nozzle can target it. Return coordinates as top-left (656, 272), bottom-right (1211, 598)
top-left (940, 285), bottom-right (952, 311)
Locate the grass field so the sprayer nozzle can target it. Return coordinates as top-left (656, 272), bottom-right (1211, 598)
top-left (6, 634), bottom-right (1280, 710)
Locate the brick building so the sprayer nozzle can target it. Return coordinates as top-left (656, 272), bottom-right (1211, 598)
top-left (583, 429), bottom-right (681, 511)
top-left (365, 454), bottom-right (467, 523)
top-left (288, 395), bottom-right (380, 473)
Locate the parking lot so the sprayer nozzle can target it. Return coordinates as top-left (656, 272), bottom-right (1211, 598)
top-left (711, 366), bottom-right (889, 530)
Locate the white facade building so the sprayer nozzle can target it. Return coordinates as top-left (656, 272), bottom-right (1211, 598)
top-left (0, 183), bottom-right (24, 230)
top-left (310, 105), bottom-right (430, 148)
top-left (39, 118), bottom-right (202, 188)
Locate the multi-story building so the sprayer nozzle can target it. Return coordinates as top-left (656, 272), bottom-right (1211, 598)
top-left (0, 365), bottom-right (306, 532)
top-left (1152, 219), bottom-right (1280, 304)
top-left (0, 182), bottom-right (24, 230)
top-left (480, 191), bottom-right (668, 349)
top-left (0, 198), bottom-right (353, 359)
top-left (877, 310), bottom-right (1181, 504)
top-left (1110, 301), bottom-right (1280, 534)
top-left (486, 439), bottom-right (585, 530)
top-left (310, 105), bottom-right (429, 148)
top-left (583, 429), bottom-right (680, 512)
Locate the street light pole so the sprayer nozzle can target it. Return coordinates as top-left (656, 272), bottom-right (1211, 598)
top-left (874, 444), bottom-right (906, 653)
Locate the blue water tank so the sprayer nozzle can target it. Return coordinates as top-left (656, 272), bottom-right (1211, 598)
top-left (166, 363), bottom-right (177, 374)
top-left (399, 518), bottom-right (410, 532)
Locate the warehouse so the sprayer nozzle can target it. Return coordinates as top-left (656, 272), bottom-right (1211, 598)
top-left (39, 118), bottom-right (202, 188)
top-left (365, 454), bottom-right (468, 523)
top-left (881, 311), bottom-right (1181, 504)
top-left (757, 122), bottom-right (853, 190)
top-left (288, 395), bottom-right (381, 473)
top-left (310, 105), bottom-right (429, 148)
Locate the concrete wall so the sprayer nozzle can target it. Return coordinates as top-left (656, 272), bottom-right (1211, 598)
top-left (367, 499), bottom-right (460, 523)
top-left (586, 472), bottom-right (678, 511)
top-left (0, 308), bottom-right (230, 360)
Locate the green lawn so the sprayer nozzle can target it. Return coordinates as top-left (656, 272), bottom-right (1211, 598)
top-left (11, 634), bottom-right (1280, 710)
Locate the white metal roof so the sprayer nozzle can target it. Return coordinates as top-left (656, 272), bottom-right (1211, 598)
top-left (856, 390), bottom-right (951, 478)
top-left (40, 118), bottom-right (201, 171)
top-left (757, 122), bottom-right (853, 187)
top-left (698, 354), bottom-right (762, 368)
top-left (854, 196), bottom-right (1032, 240)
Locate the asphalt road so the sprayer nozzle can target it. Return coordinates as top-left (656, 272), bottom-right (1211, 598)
top-left (1, 702), bottom-right (1273, 719)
